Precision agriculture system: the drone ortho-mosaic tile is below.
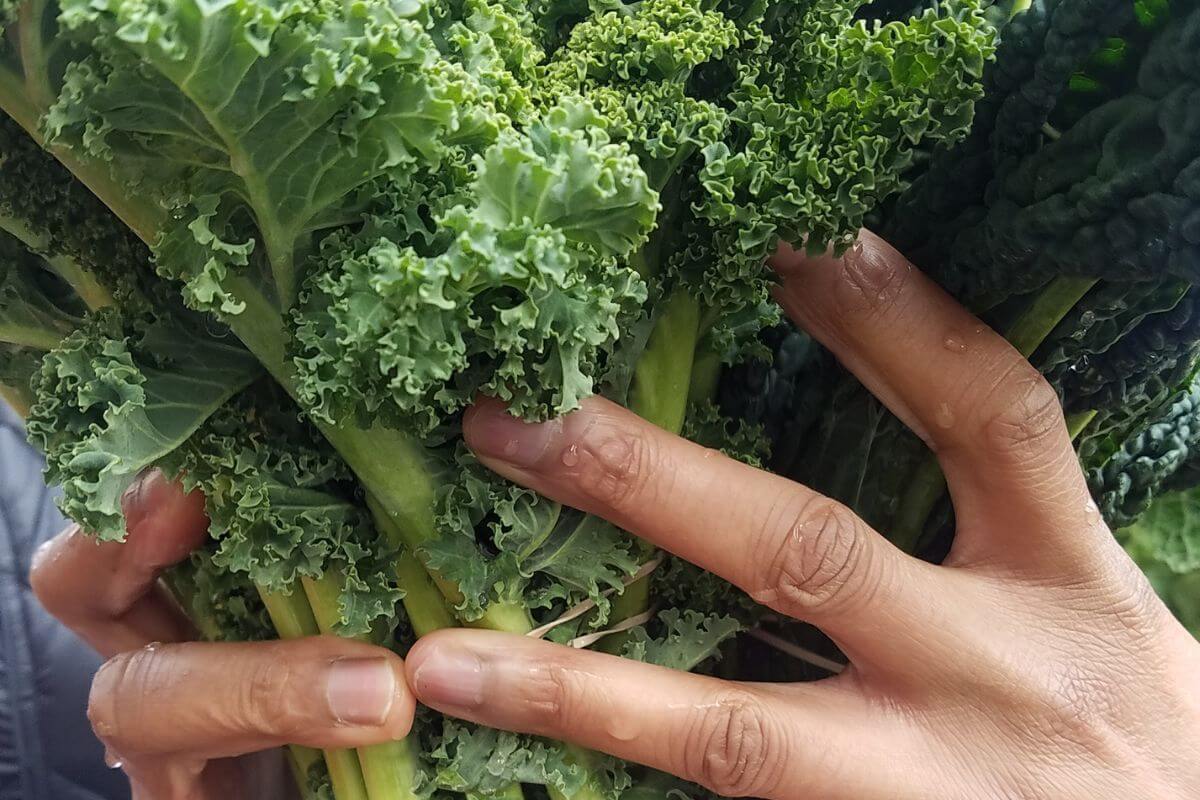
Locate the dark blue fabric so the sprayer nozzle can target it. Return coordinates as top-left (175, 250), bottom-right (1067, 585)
top-left (0, 404), bottom-right (130, 800)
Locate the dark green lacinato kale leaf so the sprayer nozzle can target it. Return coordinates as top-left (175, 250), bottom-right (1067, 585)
top-left (26, 310), bottom-right (261, 540)
top-left (717, 326), bottom-right (835, 472)
top-left (1084, 375), bottom-right (1200, 528)
top-left (886, 0), bottom-right (1199, 306)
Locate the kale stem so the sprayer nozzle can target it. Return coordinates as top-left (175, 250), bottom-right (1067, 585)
top-left (600, 288), bottom-right (702, 655)
top-left (889, 276), bottom-right (1100, 552)
top-left (1066, 409), bottom-right (1098, 441)
top-left (162, 572), bottom-right (327, 798)
top-left (259, 584), bottom-right (372, 800)
top-left (366, 493), bottom-right (460, 637)
top-left (18, 0), bottom-right (54, 111)
top-left (301, 572), bottom-right (422, 800)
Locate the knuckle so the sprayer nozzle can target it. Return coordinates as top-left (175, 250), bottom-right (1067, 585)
top-left (977, 364), bottom-right (1065, 460)
top-left (242, 656), bottom-right (307, 739)
top-left (525, 662), bottom-right (580, 724)
top-left (831, 237), bottom-right (912, 321)
top-left (571, 426), bottom-right (656, 514)
top-left (684, 693), bottom-right (780, 797)
top-left (755, 499), bottom-right (872, 617)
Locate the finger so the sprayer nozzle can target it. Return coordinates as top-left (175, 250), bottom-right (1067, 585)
top-left (408, 630), bottom-right (907, 800)
top-left (463, 396), bottom-right (940, 655)
top-left (769, 232), bottom-right (1095, 551)
top-left (31, 471), bottom-right (209, 656)
top-left (88, 637), bottom-right (415, 760)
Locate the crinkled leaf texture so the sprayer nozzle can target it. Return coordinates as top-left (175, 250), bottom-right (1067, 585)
top-left (26, 311), bottom-right (260, 540)
top-left (162, 393), bottom-right (403, 636)
top-left (292, 101), bottom-right (654, 433)
top-left (432, 722), bottom-right (630, 800)
top-left (426, 447), bottom-right (640, 624)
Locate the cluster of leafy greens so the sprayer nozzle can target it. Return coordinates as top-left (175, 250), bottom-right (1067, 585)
top-left (2, 0), bottom-right (1194, 797)
top-left (724, 0), bottom-right (1200, 623)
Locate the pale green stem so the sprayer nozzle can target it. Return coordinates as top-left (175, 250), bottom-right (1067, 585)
top-left (259, 585), bottom-right (371, 800)
top-left (300, 573), bottom-right (421, 800)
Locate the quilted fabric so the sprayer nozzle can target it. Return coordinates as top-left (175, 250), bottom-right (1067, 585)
top-left (0, 403), bottom-right (129, 800)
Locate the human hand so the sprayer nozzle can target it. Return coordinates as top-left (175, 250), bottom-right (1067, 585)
top-left (405, 231), bottom-right (1200, 799)
top-left (31, 472), bottom-right (416, 800)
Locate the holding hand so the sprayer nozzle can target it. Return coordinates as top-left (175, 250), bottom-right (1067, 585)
top-left (406, 232), bottom-right (1200, 800)
top-left (30, 472), bottom-right (415, 800)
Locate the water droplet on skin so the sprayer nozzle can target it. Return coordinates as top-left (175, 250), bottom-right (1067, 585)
top-left (934, 403), bottom-right (955, 429)
top-left (606, 714), bottom-right (641, 742)
top-left (942, 334), bottom-right (968, 354)
top-left (143, 641), bottom-right (160, 653)
top-left (561, 444), bottom-right (580, 467)
top-left (104, 749), bottom-right (123, 770)
top-left (1084, 500), bottom-right (1102, 527)
top-left (503, 439), bottom-right (520, 459)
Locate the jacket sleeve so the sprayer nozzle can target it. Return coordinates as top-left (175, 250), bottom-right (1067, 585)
top-left (0, 404), bottom-right (130, 800)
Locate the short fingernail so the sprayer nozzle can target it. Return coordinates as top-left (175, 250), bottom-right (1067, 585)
top-left (464, 398), bottom-right (561, 468)
top-left (120, 469), bottom-right (158, 529)
top-left (326, 657), bottom-right (396, 727)
top-left (411, 645), bottom-right (485, 711)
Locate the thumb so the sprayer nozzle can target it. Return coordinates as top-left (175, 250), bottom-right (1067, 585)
top-left (89, 636), bottom-right (415, 759)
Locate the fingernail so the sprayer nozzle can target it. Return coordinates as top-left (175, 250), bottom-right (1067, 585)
top-left (411, 645), bottom-right (485, 711)
top-left (120, 469), bottom-right (158, 530)
top-left (325, 658), bottom-right (396, 727)
top-left (464, 399), bottom-right (560, 468)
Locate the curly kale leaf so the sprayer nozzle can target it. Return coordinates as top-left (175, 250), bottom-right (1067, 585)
top-left (620, 609), bottom-right (742, 673)
top-left (26, 310), bottom-right (260, 540)
top-left (292, 102), bottom-right (653, 433)
top-left (431, 722), bottom-right (630, 800)
top-left (163, 392), bottom-right (402, 636)
top-left (426, 447), bottom-right (640, 624)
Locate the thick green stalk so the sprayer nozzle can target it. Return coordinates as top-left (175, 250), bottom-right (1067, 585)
top-left (366, 494), bottom-right (459, 637)
top-left (889, 276), bottom-right (1100, 551)
top-left (259, 585), bottom-right (372, 800)
top-left (628, 291), bottom-right (702, 434)
top-left (1066, 409), bottom-right (1099, 440)
top-left (158, 572), bottom-right (335, 800)
top-left (368, 495), bottom-right (532, 800)
top-left (601, 289), bottom-right (702, 656)
top-left (0, 213), bottom-right (114, 309)
top-left (300, 572), bottom-right (422, 800)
